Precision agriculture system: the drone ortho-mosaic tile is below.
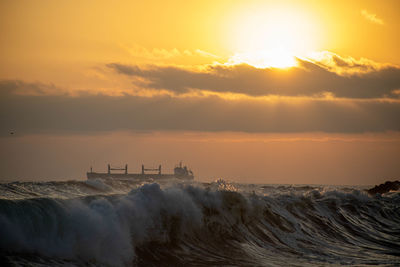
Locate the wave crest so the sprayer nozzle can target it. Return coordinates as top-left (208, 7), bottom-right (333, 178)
top-left (1, 183), bottom-right (399, 266)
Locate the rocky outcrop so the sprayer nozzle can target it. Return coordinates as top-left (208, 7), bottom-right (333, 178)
top-left (367, 180), bottom-right (400, 195)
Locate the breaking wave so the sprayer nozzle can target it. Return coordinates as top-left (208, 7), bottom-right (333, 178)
top-left (0, 180), bottom-right (399, 266)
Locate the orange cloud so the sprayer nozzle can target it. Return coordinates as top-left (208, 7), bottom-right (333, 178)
top-left (306, 51), bottom-right (390, 75)
top-left (1, 80), bottom-right (400, 135)
top-left (122, 44), bottom-right (220, 61)
top-left (107, 53), bottom-right (400, 99)
top-left (361, 10), bottom-right (384, 25)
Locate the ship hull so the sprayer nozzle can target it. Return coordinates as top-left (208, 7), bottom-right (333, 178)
top-left (87, 172), bottom-right (194, 181)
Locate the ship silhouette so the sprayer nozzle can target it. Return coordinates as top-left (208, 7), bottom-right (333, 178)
top-left (87, 162), bottom-right (194, 180)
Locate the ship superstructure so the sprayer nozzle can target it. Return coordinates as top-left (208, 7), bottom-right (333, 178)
top-left (87, 162), bottom-right (194, 180)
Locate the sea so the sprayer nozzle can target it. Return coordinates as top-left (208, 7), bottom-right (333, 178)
top-left (0, 178), bottom-right (399, 266)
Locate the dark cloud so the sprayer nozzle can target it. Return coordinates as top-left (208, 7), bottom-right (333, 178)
top-left (1, 80), bottom-right (399, 135)
top-left (0, 80), bottom-right (62, 96)
top-left (107, 60), bottom-right (400, 99)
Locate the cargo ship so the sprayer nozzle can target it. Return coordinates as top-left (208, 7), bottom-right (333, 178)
top-left (87, 162), bottom-right (194, 180)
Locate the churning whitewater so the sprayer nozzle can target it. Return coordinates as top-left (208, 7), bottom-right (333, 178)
top-left (0, 179), bottom-right (399, 266)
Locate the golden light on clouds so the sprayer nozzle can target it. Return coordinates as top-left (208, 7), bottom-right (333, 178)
top-left (227, 49), bottom-right (297, 69)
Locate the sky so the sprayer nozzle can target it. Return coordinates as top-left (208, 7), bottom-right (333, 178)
top-left (1, 0), bottom-right (399, 184)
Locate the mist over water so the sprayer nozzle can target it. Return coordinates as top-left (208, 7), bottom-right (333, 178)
top-left (0, 179), bottom-right (399, 266)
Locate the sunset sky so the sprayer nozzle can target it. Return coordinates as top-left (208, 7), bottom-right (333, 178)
top-left (1, 0), bottom-right (399, 184)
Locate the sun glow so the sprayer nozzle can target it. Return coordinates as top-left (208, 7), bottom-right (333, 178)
top-left (228, 48), bottom-right (297, 69)
top-left (228, 5), bottom-right (318, 68)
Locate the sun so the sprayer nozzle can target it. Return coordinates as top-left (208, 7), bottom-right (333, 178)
top-left (228, 6), bottom-right (318, 68)
top-left (228, 48), bottom-right (297, 69)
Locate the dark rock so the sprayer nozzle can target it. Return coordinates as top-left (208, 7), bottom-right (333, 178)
top-left (367, 180), bottom-right (400, 195)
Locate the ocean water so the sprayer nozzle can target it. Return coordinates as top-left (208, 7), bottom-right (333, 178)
top-left (0, 178), bottom-right (399, 266)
